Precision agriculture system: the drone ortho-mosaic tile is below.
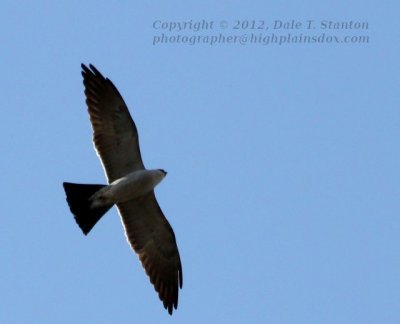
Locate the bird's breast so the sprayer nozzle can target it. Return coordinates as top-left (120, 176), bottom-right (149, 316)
top-left (105, 170), bottom-right (160, 203)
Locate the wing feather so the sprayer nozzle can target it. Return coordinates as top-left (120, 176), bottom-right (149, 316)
top-left (117, 192), bottom-right (183, 315)
top-left (81, 64), bottom-right (144, 182)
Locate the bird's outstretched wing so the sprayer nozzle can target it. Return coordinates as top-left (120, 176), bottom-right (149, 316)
top-left (81, 64), bottom-right (144, 183)
top-left (117, 192), bottom-right (183, 315)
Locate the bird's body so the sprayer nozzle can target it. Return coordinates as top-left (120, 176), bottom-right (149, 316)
top-left (63, 64), bottom-right (182, 315)
top-left (90, 169), bottom-right (167, 208)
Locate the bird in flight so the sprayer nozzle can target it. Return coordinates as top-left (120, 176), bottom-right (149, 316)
top-left (63, 64), bottom-right (183, 315)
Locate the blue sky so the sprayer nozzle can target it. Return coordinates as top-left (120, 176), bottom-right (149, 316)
top-left (1, 1), bottom-right (399, 323)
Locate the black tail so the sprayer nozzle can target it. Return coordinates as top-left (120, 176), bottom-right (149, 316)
top-left (63, 182), bottom-right (113, 235)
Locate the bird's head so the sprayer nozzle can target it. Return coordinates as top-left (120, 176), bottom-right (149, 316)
top-left (158, 169), bottom-right (167, 177)
top-left (152, 169), bottom-right (167, 187)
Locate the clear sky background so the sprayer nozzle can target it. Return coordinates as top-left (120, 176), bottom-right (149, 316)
top-left (1, 1), bottom-right (399, 323)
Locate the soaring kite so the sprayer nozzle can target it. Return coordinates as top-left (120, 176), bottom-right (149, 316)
top-left (63, 64), bottom-right (183, 315)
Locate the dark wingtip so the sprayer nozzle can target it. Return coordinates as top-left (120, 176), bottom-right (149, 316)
top-left (80, 227), bottom-right (90, 236)
top-left (81, 63), bottom-right (89, 72)
top-left (179, 267), bottom-right (183, 289)
top-left (88, 64), bottom-right (104, 78)
top-left (81, 63), bottom-right (90, 78)
top-left (81, 63), bottom-right (106, 81)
